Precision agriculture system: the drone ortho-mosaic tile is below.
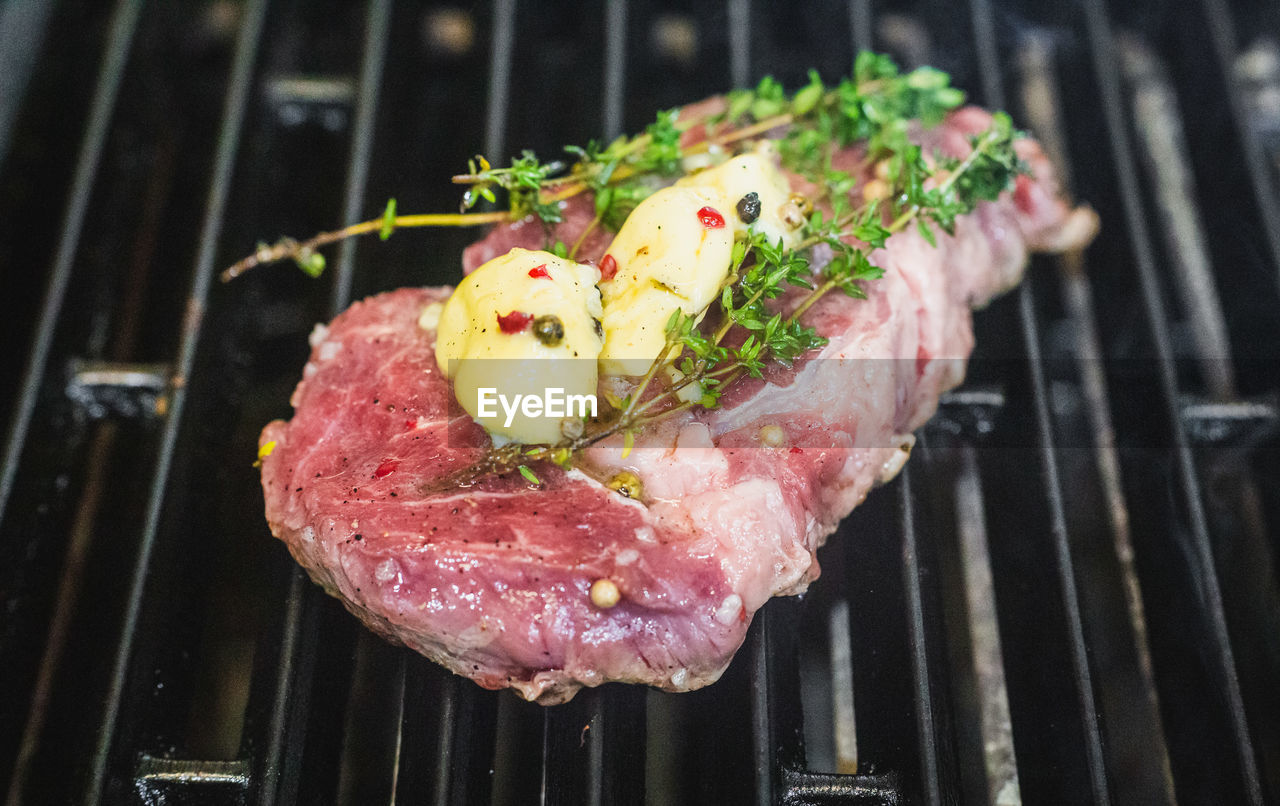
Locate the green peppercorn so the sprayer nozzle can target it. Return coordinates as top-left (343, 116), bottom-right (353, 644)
top-left (532, 314), bottom-right (565, 346)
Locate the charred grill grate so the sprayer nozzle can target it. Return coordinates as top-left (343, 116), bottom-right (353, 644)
top-left (1, 1), bottom-right (1278, 804)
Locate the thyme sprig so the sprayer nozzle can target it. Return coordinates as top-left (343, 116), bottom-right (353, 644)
top-left (224, 54), bottom-right (1030, 490)
top-left (447, 115), bottom-right (1026, 488)
top-left (222, 52), bottom-right (975, 282)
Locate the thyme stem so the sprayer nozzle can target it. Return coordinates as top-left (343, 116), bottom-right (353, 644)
top-left (568, 214), bottom-right (602, 260)
top-left (219, 211), bottom-right (508, 282)
top-left (621, 331), bottom-right (681, 420)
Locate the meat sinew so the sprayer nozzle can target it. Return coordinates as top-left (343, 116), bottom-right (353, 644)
top-left (259, 105), bottom-right (1096, 704)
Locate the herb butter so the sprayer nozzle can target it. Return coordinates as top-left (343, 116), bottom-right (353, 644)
top-left (435, 248), bottom-right (603, 444)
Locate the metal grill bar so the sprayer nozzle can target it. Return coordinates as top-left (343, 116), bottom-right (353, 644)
top-left (602, 0), bottom-right (628, 142)
top-left (258, 2), bottom-right (394, 803)
top-left (0, 0), bottom-right (55, 168)
top-left (970, 0), bottom-right (1112, 802)
top-left (2, 6), bottom-right (144, 798)
top-left (1199, 0), bottom-right (1280, 289)
top-left (752, 609), bottom-right (775, 806)
top-left (1082, 0), bottom-right (1265, 801)
top-left (257, 568), bottom-right (321, 806)
top-left (333, 0), bottom-right (392, 319)
top-left (953, 446), bottom-right (1021, 804)
top-left (484, 0), bottom-right (517, 163)
top-left (898, 467), bottom-right (943, 806)
top-left (0, 0), bottom-right (142, 526)
top-left (386, 655), bottom-right (407, 801)
top-left (1016, 35), bottom-right (1176, 803)
top-left (728, 0), bottom-right (751, 91)
top-left (85, 1), bottom-right (269, 801)
top-left (849, 0), bottom-right (873, 55)
top-left (432, 676), bottom-right (463, 804)
top-left (1118, 36), bottom-right (1236, 397)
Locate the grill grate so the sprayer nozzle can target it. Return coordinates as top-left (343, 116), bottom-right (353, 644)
top-left (1, 1), bottom-right (1278, 804)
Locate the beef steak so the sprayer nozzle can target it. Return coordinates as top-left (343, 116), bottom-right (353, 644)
top-left (259, 107), bottom-right (1095, 703)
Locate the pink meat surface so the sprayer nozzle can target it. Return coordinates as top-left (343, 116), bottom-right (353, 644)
top-left (260, 106), bottom-right (1095, 704)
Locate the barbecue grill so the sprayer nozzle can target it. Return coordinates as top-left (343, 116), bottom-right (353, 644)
top-left (2, 0), bottom-right (1278, 803)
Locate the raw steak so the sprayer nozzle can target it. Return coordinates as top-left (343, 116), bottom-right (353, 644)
top-left (259, 106), bottom-right (1095, 704)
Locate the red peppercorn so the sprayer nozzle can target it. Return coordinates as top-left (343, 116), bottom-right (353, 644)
top-left (527, 264), bottom-right (550, 279)
top-left (497, 310), bottom-right (534, 333)
top-left (599, 254), bottom-right (618, 281)
top-left (374, 459), bottom-right (399, 479)
top-left (697, 206), bottom-right (726, 228)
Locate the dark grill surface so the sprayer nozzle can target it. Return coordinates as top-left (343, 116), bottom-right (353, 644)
top-left (2, 1), bottom-right (1279, 803)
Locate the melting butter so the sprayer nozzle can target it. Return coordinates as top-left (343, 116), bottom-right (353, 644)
top-left (674, 141), bottom-right (799, 248)
top-left (435, 248), bottom-right (603, 444)
top-left (596, 142), bottom-right (798, 375)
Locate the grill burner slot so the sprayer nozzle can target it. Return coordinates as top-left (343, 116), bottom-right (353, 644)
top-left (0, 1), bottom-right (1277, 804)
top-left (64, 360), bottom-right (172, 421)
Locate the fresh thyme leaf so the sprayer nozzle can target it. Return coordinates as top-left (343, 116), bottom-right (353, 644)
top-left (791, 70), bottom-right (825, 117)
top-left (850, 205), bottom-right (889, 248)
top-left (294, 247), bottom-right (325, 278)
top-left (724, 88), bottom-right (754, 123)
top-left (597, 181), bottom-right (653, 232)
top-left (750, 76), bottom-right (787, 120)
top-left (379, 198), bottom-right (397, 241)
top-left (517, 464), bottom-right (541, 485)
top-left (917, 218), bottom-right (937, 247)
top-left (551, 446), bottom-right (573, 467)
top-left (594, 186), bottom-right (614, 218)
top-left (459, 150), bottom-right (564, 224)
top-left (633, 109), bottom-right (684, 176)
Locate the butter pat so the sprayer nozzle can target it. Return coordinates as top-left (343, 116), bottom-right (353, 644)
top-left (435, 248), bottom-right (604, 443)
top-left (675, 141), bottom-right (798, 249)
top-left (598, 187), bottom-right (733, 375)
top-left (598, 141), bottom-right (798, 375)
